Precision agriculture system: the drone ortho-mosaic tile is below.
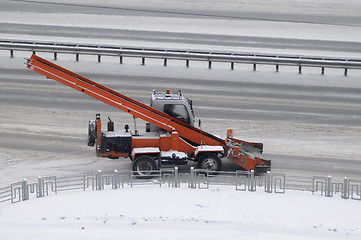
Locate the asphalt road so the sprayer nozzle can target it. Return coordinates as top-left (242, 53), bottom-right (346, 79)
top-left (0, 0), bottom-right (361, 185)
top-left (2, 0), bottom-right (361, 54)
top-left (2, 22), bottom-right (361, 54)
top-left (1, 54), bottom-right (360, 183)
top-left (3, 0), bottom-right (361, 25)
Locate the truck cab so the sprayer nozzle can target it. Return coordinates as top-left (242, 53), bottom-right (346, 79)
top-left (148, 89), bottom-right (195, 132)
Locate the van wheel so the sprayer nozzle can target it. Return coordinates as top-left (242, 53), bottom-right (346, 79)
top-left (197, 153), bottom-right (222, 172)
top-left (132, 155), bottom-right (157, 179)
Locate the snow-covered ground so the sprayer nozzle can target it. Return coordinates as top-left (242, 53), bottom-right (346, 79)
top-left (1, 185), bottom-right (361, 240)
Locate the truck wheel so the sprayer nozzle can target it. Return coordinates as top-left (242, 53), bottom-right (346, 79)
top-left (132, 155), bottom-right (158, 179)
top-left (197, 153), bottom-right (222, 172)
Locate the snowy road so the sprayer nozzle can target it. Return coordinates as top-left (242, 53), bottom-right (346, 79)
top-left (1, 53), bottom-right (361, 185)
top-left (1, 0), bottom-right (361, 186)
top-left (2, 0), bottom-right (361, 56)
top-left (2, 22), bottom-right (361, 55)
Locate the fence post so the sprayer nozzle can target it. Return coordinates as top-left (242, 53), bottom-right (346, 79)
top-left (174, 167), bottom-right (179, 188)
top-left (141, 57), bottom-right (145, 65)
top-left (325, 176), bottom-right (332, 197)
top-left (54, 177), bottom-right (58, 194)
top-left (22, 179), bottom-right (29, 201)
top-left (186, 60), bottom-right (190, 68)
top-left (189, 167), bottom-right (196, 188)
top-left (130, 171), bottom-right (133, 188)
top-left (163, 58), bottom-right (167, 66)
top-left (96, 170), bottom-right (103, 190)
top-left (83, 174), bottom-right (86, 191)
top-left (11, 185), bottom-right (14, 203)
top-left (276, 65), bottom-right (279, 72)
top-left (112, 170), bottom-right (119, 189)
top-left (119, 55), bottom-right (123, 64)
top-left (265, 171), bottom-right (272, 193)
top-left (38, 177), bottom-right (44, 198)
top-left (10, 49), bottom-right (14, 58)
top-left (312, 177), bottom-right (316, 195)
top-left (76, 53), bottom-right (79, 61)
top-left (321, 67), bottom-right (325, 75)
top-left (208, 61), bottom-right (212, 69)
top-left (342, 177), bottom-right (349, 199)
top-left (298, 65), bottom-right (302, 74)
top-left (249, 170), bottom-right (256, 192)
top-left (98, 55), bottom-right (101, 63)
top-left (253, 63), bottom-right (257, 71)
top-left (344, 68), bottom-right (348, 76)
top-left (54, 52), bottom-right (57, 60)
top-left (231, 62), bottom-right (234, 70)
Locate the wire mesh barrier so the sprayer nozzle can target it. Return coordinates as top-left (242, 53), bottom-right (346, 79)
top-left (0, 169), bottom-right (360, 205)
top-left (1, 39), bottom-right (361, 76)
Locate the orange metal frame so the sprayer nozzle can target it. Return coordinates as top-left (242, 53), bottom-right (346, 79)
top-left (27, 54), bottom-right (224, 146)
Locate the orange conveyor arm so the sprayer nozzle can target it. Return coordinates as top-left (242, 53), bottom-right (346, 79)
top-left (26, 54), bottom-right (226, 148)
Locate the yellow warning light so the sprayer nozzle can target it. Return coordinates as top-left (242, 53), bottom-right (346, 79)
top-left (166, 89), bottom-right (171, 94)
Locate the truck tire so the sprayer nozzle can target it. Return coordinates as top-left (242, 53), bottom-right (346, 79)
top-left (197, 153), bottom-right (222, 172)
top-left (132, 155), bottom-right (158, 179)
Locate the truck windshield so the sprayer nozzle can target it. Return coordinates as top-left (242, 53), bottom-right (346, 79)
top-left (164, 104), bottom-right (190, 124)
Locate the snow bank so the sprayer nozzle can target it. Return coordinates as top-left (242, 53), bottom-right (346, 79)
top-left (0, 186), bottom-right (360, 240)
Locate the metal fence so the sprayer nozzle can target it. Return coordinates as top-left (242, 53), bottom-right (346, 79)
top-left (1, 168), bottom-right (360, 205)
top-left (1, 39), bottom-right (361, 76)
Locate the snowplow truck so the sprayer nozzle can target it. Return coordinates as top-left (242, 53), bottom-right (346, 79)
top-left (26, 54), bottom-right (271, 177)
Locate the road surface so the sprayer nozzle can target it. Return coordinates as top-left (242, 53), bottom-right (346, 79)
top-left (0, 0), bottom-right (361, 186)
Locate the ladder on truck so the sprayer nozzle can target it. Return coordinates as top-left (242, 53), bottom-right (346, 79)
top-left (26, 54), bottom-right (270, 172)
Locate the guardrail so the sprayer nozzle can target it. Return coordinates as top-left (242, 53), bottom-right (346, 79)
top-left (1, 39), bottom-right (361, 76)
top-left (0, 168), bottom-right (360, 205)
